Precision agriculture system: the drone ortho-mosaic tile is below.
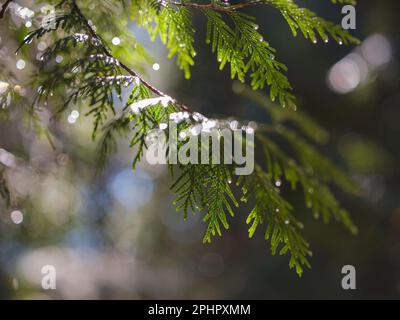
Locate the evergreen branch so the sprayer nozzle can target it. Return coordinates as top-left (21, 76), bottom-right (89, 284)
top-left (16, 0), bottom-right (191, 114)
top-left (70, 0), bottom-right (189, 110)
top-left (241, 166), bottom-right (311, 276)
top-left (168, 0), bottom-right (265, 12)
top-left (331, 0), bottom-right (357, 4)
top-left (0, 0), bottom-right (13, 19)
top-left (17, 0), bottom-right (193, 135)
top-left (171, 164), bottom-right (208, 219)
top-left (234, 84), bottom-right (329, 144)
top-left (132, 0), bottom-right (197, 79)
top-left (202, 164), bottom-right (238, 243)
top-left (0, 166), bottom-right (11, 207)
top-left (129, 97), bottom-right (178, 168)
top-left (204, 10), bottom-right (295, 107)
top-left (168, 0), bottom-right (357, 12)
top-left (99, 112), bottom-right (143, 172)
top-left (230, 12), bottom-right (295, 106)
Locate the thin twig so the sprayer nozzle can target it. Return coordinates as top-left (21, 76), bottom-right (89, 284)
top-left (0, 0), bottom-right (13, 19)
top-left (71, 0), bottom-right (192, 113)
top-left (168, 0), bottom-right (265, 12)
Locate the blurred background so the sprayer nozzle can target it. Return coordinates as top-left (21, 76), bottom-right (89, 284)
top-left (0, 0), bottom-right (399, 299)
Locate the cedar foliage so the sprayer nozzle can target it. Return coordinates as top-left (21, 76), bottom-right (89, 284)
top-left (0, 0), bottom-right (360, 276)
